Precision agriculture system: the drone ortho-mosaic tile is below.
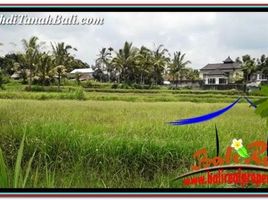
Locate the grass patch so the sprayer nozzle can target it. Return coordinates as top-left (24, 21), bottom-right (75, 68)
top-left (0, 99), bottom-right (266, 188)
top-left (0, 90), bottom-right (264, 103)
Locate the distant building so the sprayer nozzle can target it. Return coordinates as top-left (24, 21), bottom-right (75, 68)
top-left (199, 56), bottom-right (243, 85)
top-left (11, 72), bottom-right (20, 79)
top-left (69, 68), bottom-right (94, 81)
top-left (163, 80), bottom-right (171, 85)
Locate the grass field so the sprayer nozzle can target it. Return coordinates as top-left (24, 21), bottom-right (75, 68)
top-left (0, 98), bottom-right (266, 188)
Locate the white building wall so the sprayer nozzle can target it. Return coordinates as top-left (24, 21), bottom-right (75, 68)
top-left (205, 76), bottom-right (227, 85)
top-left (215, 77), bottom-right (219, 84)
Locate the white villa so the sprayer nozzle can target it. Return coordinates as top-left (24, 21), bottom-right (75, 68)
top-left (69, 68), bottom-right (94, 80)
top-left (199, 56), bottom-right (268, 85)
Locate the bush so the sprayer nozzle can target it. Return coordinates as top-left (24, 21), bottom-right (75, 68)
top-left (82, 80), bottom-right (112, 89)
top-left (25, 85), bottom-right (62, 92)
top-left (111, 83), bottom-right (119, 89)
top-left (120, 83), bottom-right (130, 89)
top-left (82, 80), bottom-right (93, 88)
top-left (73, 87), bottom-right (86, 100)
top-left (0, 70), bottom-right (4, 89)
top-left (3, 76), bottom-right (10, 85)
top-left (25, 85), bottom-right (44, 92)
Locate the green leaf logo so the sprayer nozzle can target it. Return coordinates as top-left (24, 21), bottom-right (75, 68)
top-left (231, 138), bottom-right (249, 158)
top-left (237, 146), bottom-right (249, 158)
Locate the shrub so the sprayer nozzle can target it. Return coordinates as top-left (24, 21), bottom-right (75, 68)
top-left (111, 83), bottom-right (119, 89)
top-left (82, 80), bottom-right (93, 88)
top-left (0, 70), bottom-right (10, 89)
top-left (82, 80), bottom-right (112, 89)
top-left (25, 85), bottom-right (44, 92)
top-left (25, 86), bottom-right (61, 92)
top-left (120, 83), bottom-right (130, 89)
top-left (73, 87), bottom-right (86, 100)
top-left (132, 83), bottom-right (142, 89)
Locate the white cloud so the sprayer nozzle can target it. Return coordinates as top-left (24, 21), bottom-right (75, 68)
top-left (0, 12), bottom-right (267, 69)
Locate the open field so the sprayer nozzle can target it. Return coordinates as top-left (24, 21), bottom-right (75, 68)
top-left (0, 98), bottom-right (266, 188)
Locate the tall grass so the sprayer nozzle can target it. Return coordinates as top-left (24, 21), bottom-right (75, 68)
top-left (0, 99), bottom-right (266, 188)
top-left (0, 133), bottom-right (36, 188)
top-left (0, 147), bottom-right (8, 187)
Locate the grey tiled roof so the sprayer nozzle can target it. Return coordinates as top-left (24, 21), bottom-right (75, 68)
top-left (201, 62), bottom-right (241, 70)
top-left (223, 56), bottom-right (234, 63)
top-left (205, 69), bottom-right (226, 75)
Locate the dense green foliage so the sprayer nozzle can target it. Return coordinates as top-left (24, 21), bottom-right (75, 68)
top-left (0, 37), bottom-right (199, 88)
top-left (0, 36), bottom-right (89, 91)
top-left (93, 42), bottom-right (198, 85)
top-left (255, 86), bottom-right (268, 122)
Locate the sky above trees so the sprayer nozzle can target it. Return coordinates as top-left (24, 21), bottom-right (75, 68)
top-left (0, 12), bottom-right (267, 69)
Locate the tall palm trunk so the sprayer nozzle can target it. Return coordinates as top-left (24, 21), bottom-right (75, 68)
top-left (28, 70), bottom-right (32, 90)
top-left (176, 74), bottom-right (178, 88)
top-left (58, 73), bottom-right (61, 91)
top-left (140, 73), bottom-right (144, 85)
top-left (42, 72), bottom-right (46, 88)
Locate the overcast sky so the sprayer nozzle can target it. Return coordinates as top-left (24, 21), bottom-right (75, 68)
top-left (0, 12), bottom-right (267, 69)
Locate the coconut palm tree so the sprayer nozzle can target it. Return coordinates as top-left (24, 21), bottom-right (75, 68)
top-left (241, 55), bottom-right (256, 83)
top-left (51, 42), bottom-right (77, 71)
top-left (52, 65), bottom-right (67, 91)
top-left (37, 52), bottom-right (52, 87)
top-left (112, 41), bottom-right (138, 83)
top-left (96, 47), bottom-right (113, 81)
top-left (237, 55), bottom-right (256, 92)
top-left (169, 51), bottom-right (191, 88)
top-left (152, 45), bottom-right (170, 85)
top-left (136, 46), bottom-right (153, 84)
top-left (21, 36), bottom-right (41, 90)
top-left (14, 54), bottom-right (28, 84)
top-left (257, 54), bottom-right (268, 78)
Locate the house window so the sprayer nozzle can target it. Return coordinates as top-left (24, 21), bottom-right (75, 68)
top-left (261, 74), bottom-right (268, 80)
top-left (219, 78), bottom-right (227, 84)
top-left (208, 78), bottom-right (215, 84)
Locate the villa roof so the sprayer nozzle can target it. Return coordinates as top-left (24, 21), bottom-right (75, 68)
top-left (201, 57), bottom-right (241, 71)
top-left (70, 68), bottom-right (94, 74)
top-left (223, 56), bottom-right (234, 63)
top-left (205, 69), bottom-right (226, 75)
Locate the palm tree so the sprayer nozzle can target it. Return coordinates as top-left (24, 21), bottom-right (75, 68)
top-left (51, 42), bottom-right (77, 71)
top-left (241, 55), bottom-right (256, 82)
top-left (136, 46), bottom-right (153, 84)
top-left (96, 48), bottom-right (113, 81)
top-left (257, 54), bottom-right (268, 78)
top-left (14, 54), bottom-right (28, 84)
top-left (111, 41), bottom-right (138, 83)
top-left (237, 55), bottom-right (256, 92)
top-left (21, 36), bottom-right (41, 90)
top-left (37, 52), bottom-right (52, 87)
top-left (152, 45), bottom-right (170, 85)
top-left (169, 51), bottom-right (191, 88)
top-left (53, 65), bottom-right (66, 91)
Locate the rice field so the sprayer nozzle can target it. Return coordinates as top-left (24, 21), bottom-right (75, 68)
top-left (0, 97), bottom-right (266, 188)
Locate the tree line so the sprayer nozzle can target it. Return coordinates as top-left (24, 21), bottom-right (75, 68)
top-left (0, 36), bottom-right (89, 90)
top-left (93, 41), bottom-right (199, 86)
top-left (235, 55), bottom-right (268, 85)
top-left (0, 38), bottom-right (200, 89)
top-left (3, 36), bottom-right (267, 91)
